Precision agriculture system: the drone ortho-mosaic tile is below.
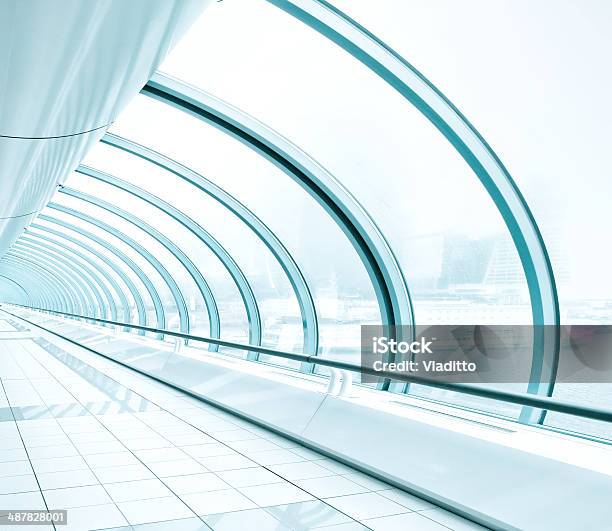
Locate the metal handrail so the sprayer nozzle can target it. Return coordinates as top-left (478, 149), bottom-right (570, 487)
top-left (5, 303), bottom-right (612, 424)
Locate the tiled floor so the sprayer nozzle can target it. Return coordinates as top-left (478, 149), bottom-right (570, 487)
top-left (0, 313), bottom-right (486, 531)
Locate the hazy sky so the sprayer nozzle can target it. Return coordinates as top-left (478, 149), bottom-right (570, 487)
top-left (83, 1), bottom-right (612, 308)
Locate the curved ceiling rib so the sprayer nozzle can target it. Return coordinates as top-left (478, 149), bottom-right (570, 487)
top-left (15, 238), bottom-right (111, 320)
top-left (7, 248), bottom-right (91, 315)
top-left (20, 234), bottom-right (119, 321)
top-left (0, 275), bottom-right (31, 306)
top-left (38, 214), bottom-right (150, 334)
top-left (28, 223), bottom-right (134, 327)
top-left (143, 73), bottom-right (415, 380)
top-left (72, 169), bottom-right (221, 349)
top-left (0, 264), bottom-right (59, 310)
top-left (12, 241), bottom-right (103, 319)
top-left (268, 0), bottom-right (560, 419)
top-left (101, 133), bottom-right (319, 358)
top-left (57, 186), bottom-right (192, 340)
top-left (2, 255), bottom-right (76, 314)
top-left (47, 202), bottom-right (168, 335)
top-left (76, 165), bottom-right (271, 352)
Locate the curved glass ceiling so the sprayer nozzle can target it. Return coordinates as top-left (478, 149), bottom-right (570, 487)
top-left (1, 0), bottom-right (610, 440)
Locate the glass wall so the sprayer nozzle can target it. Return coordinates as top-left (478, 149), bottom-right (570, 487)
top-left (0, 0), bottom-right (609, 439)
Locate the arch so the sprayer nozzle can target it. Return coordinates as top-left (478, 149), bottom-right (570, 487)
top-left (38, 214), bottom-right (151, 334)
top-left (102, 133), bottom-right (319, 358)
top-left (20, 233), bottom-right (119, 322)
top-left (15, 238), bottom-right (109, 321)
top-left (6, 249), bottom-right (92, 316)
top-left (28, 223), bottom-right (133, 325)
top-left (0, 274), bottom-right (32, 306)
top-left (143, 73), bottom-right (415, 380)
top-left (267, 0), bottom-right (559, 420)
top-left (48, 200), bottom-right (170, 336)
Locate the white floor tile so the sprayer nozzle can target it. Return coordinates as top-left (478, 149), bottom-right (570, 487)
top-left (0, 460), bottom-right (32, 477)
top-left (420, 508), bottom-right (488, 530)
top-left (0, 474), bottom-right (38, 495)
top-left (265, 500), bottom-right (352, 530)
top-left (84, 451), bottom-right (140, 468)
top-left (147, 459), bottom-right (208, 478)
top-left (204, 507), bottom-right (291, 531)
top-left (182, 443), bottom-right (236, 459)
top-left (43, 484), bottom-right (112, 509)
top-left (163, 472), bottom-right (229, 495)
top-left (135, 447), bottom-right (189, 463)
top-left (118, 496), bottom-right (195, 525)
top-left (315, 460), bottom-right (357, 476)
top-left (228, 439), bottom-right (281, 453)
top-left (36, 468), bottom-right (99, 490)
top-left (238, 481), bottom-right (314, 507)
top-left (324, 492), bottom-right (410, 520)
top-left (27, 444), bottom-right (78, 460)
top-left (364, 512), bottom-right (449, 531)
top-left (74, 440), bottom-right (126, 455)
top-left (183, 489), bottom-right (257, 516)
top-left (104, 478), bottom-right (172, 503)
top-left (0, 491), bottom-right (45, 510)
top-left (31, 456), bottom-right (88, 474)
top-left (213, 429), bottom-right (261, 443)
top-left (61, 503), bottom-right (127, 531)
top-left (196, 454), bottom-right (256, 472)
top-left (17, 434), bottom-right (71, 448)
top-left (68, 431), bottom-right (117, 445)
top-left (342, 472), bottom-right (392, 492)
top-left (378, 489), bottom-right (435, 511)
top-left (297, 476), bottom-right (369, 498)
top-left (289, 447), bottom-right (327, 461)
top-left (165, 433), bottom-right (215, 446)
top-left (269, 461), bottom-right (335, 481)
top-left (0, 448), bottom-right (28, 463)
top-left (93, 463), bottom-right (154, 484)
top-left (217, 467), bottom-right (283, 488)
top-left (0, 437), bottom-right (23, 451)
top-left (247, 449), bottom-right (305, 466)
top-left (122, 437), bottom-right (172, 451)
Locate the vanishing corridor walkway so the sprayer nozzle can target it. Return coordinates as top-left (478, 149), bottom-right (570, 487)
top-left (0, 312), bottom-right (483, 531)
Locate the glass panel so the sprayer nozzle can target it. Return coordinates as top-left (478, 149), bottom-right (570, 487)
top-left (317, 0), bottom-right (612, 434)
top-left (26, 224), bottom-right (133, 322)
top-left (32, 212), bottom-right (153, 333)
top-left (92, 100), bottom-right (382, 374)
top-left (50, 189), bottom-right (178, 331)
top-left (146, 1), bottom-right (533, 403)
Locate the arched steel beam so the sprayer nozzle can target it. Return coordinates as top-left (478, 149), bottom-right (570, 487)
top-left (46, 203), bottom-right (167, 335)
top-left (0, 266), bottom-right (53, 311)
top-left (267, 0), bottom-right (559, 419)
top-left (14, 239), bottom-right (108, 321)
top-left (5, 253), bottom-right (82, 315)
top-left (0, 274), bottom-right (32, 306)
top-left (143, 73), bottom-right (415, 380)
top-left (20, 233), bottom-right (118, 322)
top-left (6, 249), bottom-right (90, 317)
top-left (29, 223), bottom-right (133, 325)
top-left (76, 165), bottom-right (261, 352)
top-left (11, 243), bottom-right (100, 320)
top-left (1, 256), bottom-right (73, 314)
top-left (102, 133), bottom-right (319, 358)
top-left (74, 168), bottom-right (221, 349)
top-left (37, 215), bottom-right (149, 334)
top-left (59, 182), bottom-right (203, 343)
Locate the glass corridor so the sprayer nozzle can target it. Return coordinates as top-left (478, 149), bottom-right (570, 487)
top-left (0, 1), bottom-right (611, 530)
